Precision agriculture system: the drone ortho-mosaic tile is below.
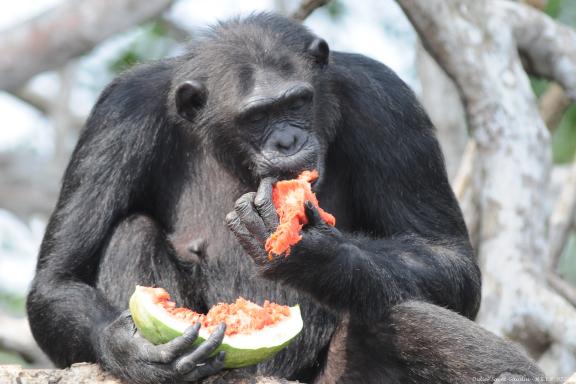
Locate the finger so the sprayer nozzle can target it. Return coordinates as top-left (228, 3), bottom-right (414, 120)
top-left (181, 351), bottom-right (226, 382)
top-left (110, 310), bottom-right (136, 337)
top-left (304, 201), bottom-right (324, 227)
top-left (254, 177), bottom-right (279, 231)
top-left (143, 322), bottom-right (201, 363)
top-left (234, 192), bottom-right (267, 243)
top-left (226, 211), bottom-right (266, 262)
top-left (102, 310), bottom-right (135, 347)
top-left (115, 309), bottom-right (133, 326)
top-left (174, 323), bottom-right (226, 375)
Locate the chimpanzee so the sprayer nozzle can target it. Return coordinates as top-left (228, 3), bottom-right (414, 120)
top-left (27, 13), bottom-right (543, 384)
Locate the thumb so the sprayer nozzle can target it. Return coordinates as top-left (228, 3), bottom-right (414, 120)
top-left (304, 201), bottom-right (324, 227)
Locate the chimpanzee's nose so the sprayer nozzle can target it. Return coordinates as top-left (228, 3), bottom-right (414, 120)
top-left (276, 130), bottom-right (298, 152)
top-left (266, 128), bottom-right (306, 155)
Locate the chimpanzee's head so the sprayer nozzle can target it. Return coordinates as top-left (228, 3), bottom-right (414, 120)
top-left (171, 13), bottom-right (338, 187)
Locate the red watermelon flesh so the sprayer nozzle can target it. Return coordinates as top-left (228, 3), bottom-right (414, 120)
top-left (264, 170), bottom-right (336, 259)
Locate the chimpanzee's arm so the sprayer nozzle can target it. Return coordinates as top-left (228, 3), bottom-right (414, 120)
top-left (261, 203), bottom-right (480, 322)
top-left (27, 63), bottom-right (173, 365)
top-left (228, 182), bottom-right (479, 324)
top-left (227, 52), bottom-right (480, 322)
top-left (27, 61), bottom-right (225, 384)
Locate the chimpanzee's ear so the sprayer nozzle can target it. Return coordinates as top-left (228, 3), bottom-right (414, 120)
top-left (175, 80), bottom-right (208, 121)
top-left (307, 38), bottom-right (330, 67)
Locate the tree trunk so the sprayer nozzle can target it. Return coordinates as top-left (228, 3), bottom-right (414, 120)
top-left (0, 364), bottom-right (298, 384)
top-left (397, 0), bottom-right (576, 376)
top-left (416, 43), bottom-right (468, 181)
top-left (0, 0), bottom-right (174, 91)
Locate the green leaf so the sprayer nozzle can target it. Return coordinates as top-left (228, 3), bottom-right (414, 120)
top-left (324, 0), bottom-right (345, 20)
top-left (545, 0), bottom-right (562, 18)
top-left (551, 106), bottom-right (576, 164)
top-left (0, 291), bottom-right (26, 316)
top-left (530, 77), bottom-right (550, 98)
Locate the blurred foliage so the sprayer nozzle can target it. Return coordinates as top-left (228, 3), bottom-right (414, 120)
top-left (545, 0), bottom-right (562, 18)
top-left (529, 77), bottom-right (576, 164)
top-left (554, 0), bottom-right (576, 26)
top-left (108, 21), bottom-right (178, 73)
top-left (528, 1), bottom-right (576, 164)
top-left (323, 0), bottom-right (345, 20)
top-left (0, 350), bottom-right (26, 365)
top-left (0, 291), bottom-right (26, 316)
top-left (542, 0), bottom-right (576, 283)
top-left (530, 77), bottom-right (550, 98)
top-left (552, 107), bottom-right (576, 163)
top-left (0, 292), bottom-right (26, 364)
top-left (559, 232), bottom-right (576, 285)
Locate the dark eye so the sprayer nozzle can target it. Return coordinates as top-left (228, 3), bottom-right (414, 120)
top-left (247, 110), bottom-right (267, 124)
top-left (289, 97), bottom-right (308, 111)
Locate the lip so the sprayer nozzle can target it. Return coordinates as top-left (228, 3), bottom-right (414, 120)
top-left (310, 177), bottom-right (319, 192)
top-left (262, 163), bottom-right (318, 182)
top-left (257, 138), bottom-right (320, 183)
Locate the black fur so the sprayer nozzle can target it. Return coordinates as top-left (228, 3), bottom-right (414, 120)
top-left (27, 13), bottom-right (543, 384)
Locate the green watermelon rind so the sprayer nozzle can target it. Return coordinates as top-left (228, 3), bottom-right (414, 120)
top-left (129, 287), bottom-right (303, 368)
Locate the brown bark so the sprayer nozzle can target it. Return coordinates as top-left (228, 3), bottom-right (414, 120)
top-left (416, 43), bottom-right (468, 180)
top-left (0, 315), bottom-right (49, 366)
top-left (539, 83), bottom-right (572, 132)
top-left (397, 0), bottom-right (576, 376)
top-left (0, 0), bottom-right (174, 91)
top-left (508, 4), bottom-right (576, 101)
top-left (0, 363), bottom-right (298, 384)
top-left (291, 0), bottom-right (330, 21)
top-left (548, 156), bottom-right (576, 271)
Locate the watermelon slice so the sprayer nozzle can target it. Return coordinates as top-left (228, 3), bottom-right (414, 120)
top-left (129, 285), bottom-right (303, 368)
top-left (265, 170), bottom-right (336, 259)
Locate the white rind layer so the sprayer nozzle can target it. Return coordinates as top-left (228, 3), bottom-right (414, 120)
top-left (136, 287), bottom-right (303, 350)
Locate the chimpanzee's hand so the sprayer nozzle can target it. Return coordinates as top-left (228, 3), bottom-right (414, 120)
top-left (226, 177), bottom-right (278, 264)
top-left (226, 177), bottom-right (344, 278)
top-left (98, 310), bottom-right (226, 384)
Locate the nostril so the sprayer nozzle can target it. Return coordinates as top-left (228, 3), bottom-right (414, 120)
top-left (275, 134), bottom-right (297, 152)
top-left (265, 128), bottom-right (307, 156)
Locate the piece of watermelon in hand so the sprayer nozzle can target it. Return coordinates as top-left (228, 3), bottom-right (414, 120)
top-left (264, 170), bottom-right (336, 259)
top-left (129, 285), bottom-right (303, 368)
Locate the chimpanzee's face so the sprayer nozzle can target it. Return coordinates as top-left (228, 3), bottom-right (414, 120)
top-left (173, 37), bottom-right (330, 186)
top-left (231, 68), bottom-right (322, 181)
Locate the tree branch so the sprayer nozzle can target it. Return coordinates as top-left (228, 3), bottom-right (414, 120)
top-left (549, 156), bottom-right (576, 271)
top-left (158, 16), bottom-right (192, 43)
top-left (11, 88), bottom-right (51, 115)
top-left (11, 86), bottom-right (83, 128)
top-left (397, 0), bottom-right (576, 376)
top-left (451, 140), bottom-right (480, 247)
top-left (452, 140), bottom-right (476, 201)
top-left (0, 153), bottom-right (60, 220)
top-left (0, 314), bottom-right (49, 365)
top-left (0, 0), bottom-right (175, 91)
top-left (547, 272), bottom-right (576, 308)
top-left (539, 83), bottom-right (572, 132)
top-left (291, 0), bottom-right (330, 21)
top-left (0, 363), bottom-right (298, 383)
top-left (417, 43), bottom-right (468, 180)
top-left (502, 1), bottom-right (576, 100)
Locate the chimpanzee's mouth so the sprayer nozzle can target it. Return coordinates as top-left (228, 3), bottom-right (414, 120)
top-left (268, 168), bottom-right (320, 194)
top-left (258, 142), bottom-right (320, 181)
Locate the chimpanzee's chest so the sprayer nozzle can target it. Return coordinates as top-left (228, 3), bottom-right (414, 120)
top-left (166, 167), bottom-right (354, 267)
top-left (166, 178), bottom-right (242, 265)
